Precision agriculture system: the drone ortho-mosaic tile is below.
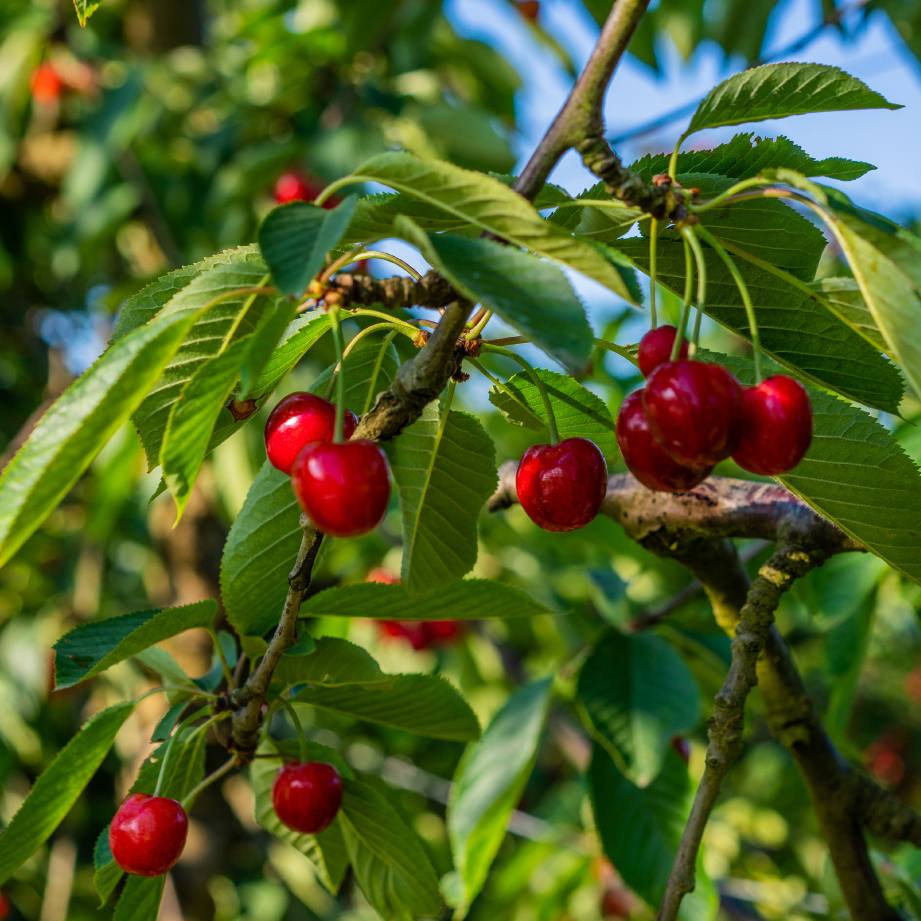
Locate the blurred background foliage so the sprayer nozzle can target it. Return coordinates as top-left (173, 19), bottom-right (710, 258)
top-left (1, 1), bottom-right (920, 920)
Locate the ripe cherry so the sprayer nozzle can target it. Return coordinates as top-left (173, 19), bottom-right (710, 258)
top-left (644, 360), bottom-right (742, 467)
top-left (732, 375), bottom-right (812, 475)
top-left (265, 392), bottom-right (358, 475)
top-left (291, 440), bottom-right (391, 537)
top-left (272, 171), bottom-right (340, 209)
top-left (272, 762), bottom-right (343, 834)
top-left (109, 793), bottom-right (189, 877)
top-left (516, 437), bottom-right (607, 532)
top-left (616, 391), bottom-right (711, 493)
top-left (31, 63), bottom-right (63, 103)
top-left (637, 325), bottom-right (688, 378)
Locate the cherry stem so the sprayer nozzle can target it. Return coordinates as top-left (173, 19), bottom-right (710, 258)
top-left (690, 177), bottom-right (777, 215)
top-left (671, 237), bottom-right (695, 361)
top-left (594, 338), bottom-right (640, 368)
top-left (681, 226), bottom-right (708, 350)
top-left (466, 309), bottom-right (493, 340)
top-left (329, 308), bottom-right (347, 442)
top-left (482, 344), bottom-right (560, 445)
top-left (696, 226), bottom-right (763, 383)
top-left (180, 757), bottom-right (238, 811)
top-left (208, 627), bottom-right (235, 690)
top-left (468, 358), bottom-right (538, 423)
top-left (276, 696), bottom-right (309, 763)
top-left (320, 247), bottom-right (371, 284)
top-left (151, 706), bottom-right (219, 797)
top-left (348, 309), bottom-right (419, 338)
top-left (649, 218), bottom-right (659, 329)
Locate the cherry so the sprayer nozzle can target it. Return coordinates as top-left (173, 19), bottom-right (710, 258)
top-left (31, 63), bottom-right (63, 103)
top-left (272, 762), bottom-right (343, 834)
top-left (291, 440), bottom-right (391, 537)
top-left (600, 886), bottom-right (633, 918)
top-left (516, 0), bottom-right (540, 20)
top-left (732, 375), bottom-right (812, 475)
top-left (272, 171), bottom-right (340, 209)
top-left (616, 391), bottom-right (711, 493)
top-left (643, 360), bottom-right (742, 467)
top-left (637, 325), bottom-right (688, 377)
top-left (265, 392), bottom-right (358, 475)
top-left (367, 569), bottom-right (463, 649)
top-left (516, 438), bottom-right (607, 532)
top-left (671, 736), bottom-right (691, 764)
top-left (109, 793), bottom-right (189, 877)
top-left (0, 891), bottom-right (9, 920)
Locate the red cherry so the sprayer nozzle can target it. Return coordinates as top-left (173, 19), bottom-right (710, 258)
top-left (732, 375), bottom-right (812, 476)
top-left (515, 438), bottom-right (607, 532)
top-left (272, 171), bottom-right (340, 209)
top-left (0, 891), bottom-right (9, 919)
top-left (272, 762), bottom-right (343, 834)
top-left (616, 391), bottom-right (711, 493)
top-left (516, 0), bottom-right (540, 20)
top-left (671, 736), bottom-right (691, 764)
top-left (367, 567), bottom-right (398, 585)
top-left (637, 325), bottom-right (688, 378)
top-left (425, 620), bottom-right (464, 645)
top-left (600, 886), bottom-right (633, 918)
top-left (378, 620), bottom-right (430, 649)
top-left (291, 440), bottom-right (391, 537)
top-left (31, 63), bottom-right (63, 103)
top-left (109, 793), bottom-right (188, 877)
top-left (643, 360), bottom-right (742, 467)
top-left (265, 392), bottom-right (358, 475)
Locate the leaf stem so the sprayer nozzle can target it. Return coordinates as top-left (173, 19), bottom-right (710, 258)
top-left (208, 628), bottom-right (235, 690)
top-left (482, 344), bottom-right (560, 444)
top-left (276, 696), bottom-right (308, 763)
top-left (466, 309), bottom-right (493, 340)
top-left (681, 227), bottom-right (708, 349)
top-left (180, 757), bottom-right (238, 811)
top-left (329, 308), bottom-right (347, 442)
top-left (671, 237), bottom-right (695, 361)
top-left (649, 218), bottom-right (659, 328)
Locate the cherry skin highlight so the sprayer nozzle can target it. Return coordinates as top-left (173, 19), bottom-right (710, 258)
top-left (515, 437), bottom-right (607, 532)
top-left (637, 325), bottom-right (688, 378)
top-left (291, 440), bottom-right (391, 537)
top-left (109, 793), bottom-right (189, 877)
top-left (265, 392), bottom-right (358, 475)
top-left (272, 762), bottom-right (343, 834)
top-left (732, 375), bottom-right (812, 475)
top-left (616, 391), bottom-right (711, 492)
top-left (643, 360), bottom-right (742, 467)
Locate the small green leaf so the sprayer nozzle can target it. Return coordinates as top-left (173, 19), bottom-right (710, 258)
top-left (72, 0), bottom-right (101, 27)
top-left (448, 678), bottom-right (552, 914)
top-left (275, 636), bottom-right (383, 686)
top-left (577, 632), bottom-right (700, 787)
top-left (340, 780), bottom-right (444, 920)
top-left (54, 600), bottom-right (218, 689)
top-left (687, 63), bottom-right (900, 136)
top-left (300, 578), bottom-right (552, 621)
top-left (0, 702), bottom-right (135, 885)
top-left (388, 404), bottom-right (497, 593)
top-left (399, 220), bottom-right (594, 372)
top-left (488, 369), bottom-right (618, 459)
top-left (246, 312), bottom-right (332, 402)
top-left (258, 196), bottom-right (359, 295)
top-left (113, 877), bottom-right (166, 921)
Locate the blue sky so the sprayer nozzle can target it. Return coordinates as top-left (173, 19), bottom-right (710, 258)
top-left (446, 0), bottom-right (921, 215)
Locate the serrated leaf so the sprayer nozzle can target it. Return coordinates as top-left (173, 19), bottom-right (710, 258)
top-left (577, 632), bottom-right (700, 787)
top-left (686, 63), bottom-right (900, 136)
top-left (310, 333), bottom-right (400, 416)
top-left (54, 600), bottom-right (217, 689)
top-left (113, 877), bottom-right (166, 921)
top-left (811, 277), bottom-right (888, 353)
top-left (247, 312), bottom-right (332, 401)
top-left (448, 678), bottom-right (552, 914)
top-left (274, 635), bottom-right (384, 686)
top-left (488, 369), bottom-right (618, 458)
top-left (258, 196), bottom-right (358, 295)
top-left (300, 578), bottom-right (552, 621)
top-left (345, 152), bottom-right (638, 303)
top-left (387, 404), bottom-right (497, 593)
top-left (0, 702), bottom-right (135, 885)
top-left (588, 742), bottom-right (692, 908)
top-left (398, 220), bottom-right (594, 372)
top-left (0, 309), bottom-right (194, 567)
top-left (220, 462), bottom-right (301, 637)
top-left (340, 780), bottom-right (444, 920)
top-left (237, 300), bottom-right (299, 399)
top-left (251, 738), bottom-right (350, 892)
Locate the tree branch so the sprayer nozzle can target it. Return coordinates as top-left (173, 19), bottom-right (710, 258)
top-left (324, 269), bottom-right (455, 311)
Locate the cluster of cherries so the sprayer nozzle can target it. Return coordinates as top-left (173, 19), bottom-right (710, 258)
top-left (616, 326), bottom-right (813, 492)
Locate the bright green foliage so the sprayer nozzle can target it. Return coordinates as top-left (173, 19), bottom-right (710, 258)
top-left (578, 632), bottom-right (700, 787)
top-left (310, 333), bottom-right (400, 415)
top-left (72, 0), bottom-right (100, 27)
top-left (274, 636), bottom-right (384, 686)
top-left (811, 277), bottom-right (889, 353)
top-left (54, 600), bottom-right (217, 688)
top-left (388, 403), bottom-right (497, 593)
top-left (246, 312), bottom-right (332, 401)
top-left (112, 877), bottom-right (166, 921)
top-left (448, 678), bottom-right (553, 915)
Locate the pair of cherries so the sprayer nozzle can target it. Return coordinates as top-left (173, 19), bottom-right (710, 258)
top-left (616, 326), bottom-right (813, 492)
top-left (265, 392), bottom-right (391, 538)
top-left (109, 763), bottom-right (343, 876)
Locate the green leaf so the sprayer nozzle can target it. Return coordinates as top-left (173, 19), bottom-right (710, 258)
top-left (72, 0), bottom-right (100, 27)
top-left (300, 578), bottom-right (552, 621)
top-left (247, 312), bottom-right (332, 402)
top-left (310, 333), bottom-right (400, 416)
top-left (686, 63), bottom-right (900, 136)
top-left (488, 369), bottom-right (618, 458)
top-left (274, 636), bottom-right (384, 686)
top-left (577, 632), bottom-right (700, 787)
top-left (220, 461), bottom-right (301, 637)
top-left (398, 220), bottom-right (594, 372)
top-left (387, 404), bottom-right (497, 594)
top-left (588, 742), bottom-right (692, 908)
top-left (340, 780), bottom-right (444, 920)
top-left (0, 309), bottom-right (194, 567)
top-left (251, 738), bottom-right (350, 892)
top-left (811, 277), bottom-right (888, 353)
top-left (448, 678), bottom-right (552, 914)
top-left (344, 152), bottom-right (638, 303)
top-left (113, 877), bottom-right (166, 921)
top-left (237, 300), bottom-right (300, 400)
top-left (258, 196), bottom-right (359, 296)
top-left (54, 600), bottom-right (218, 689)
top-left (0, 701), bottom-right (135, 885)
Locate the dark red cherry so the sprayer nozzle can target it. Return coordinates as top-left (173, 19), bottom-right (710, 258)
top-left (515, 437), bottom-right (607, 532)
top-left (272, 762), bottom-right (343, 834)
top-left (291, 440), bottom-right (391, 537)
top-left (616, 391), bottom-right (711, 492)
top-left (272, 171), bottom-right (339, 208)
top-left (109, 793), bottom-right (188, 877)
top-left (265, 392), bottom-right (358, 475)
top-left (637, 325), bottom-right (688, 378)
top-left (643, 360), bottom-right (742, 467)
top-left (732, 375), bottom-right (812, 475)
